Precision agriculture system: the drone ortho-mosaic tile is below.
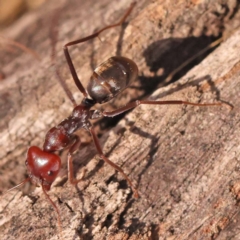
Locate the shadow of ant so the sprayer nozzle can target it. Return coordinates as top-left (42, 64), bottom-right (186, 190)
top-left (137, 35), bottom-right (220, 93)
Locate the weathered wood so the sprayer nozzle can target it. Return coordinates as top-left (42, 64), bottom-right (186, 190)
top-left (0, 0), bottom-right (240, 239)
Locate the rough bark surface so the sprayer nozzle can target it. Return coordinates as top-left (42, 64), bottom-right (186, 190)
top-left (0, 0), bottom-right (240, 239)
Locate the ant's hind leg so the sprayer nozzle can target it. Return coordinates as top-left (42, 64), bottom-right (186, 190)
top-left (63, 2), bottom-right (136, 98)
top-left (102, 100), bottom-right (223, 117)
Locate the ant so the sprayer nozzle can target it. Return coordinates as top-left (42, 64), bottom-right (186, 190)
top-left (2, 1), bottom-right (224, 231)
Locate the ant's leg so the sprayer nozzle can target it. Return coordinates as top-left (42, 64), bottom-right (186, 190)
top-left (89, 126), bottom-right (139, 198)
top-left (102, 100), bottom-right (223, 117)
top-left (42, 184), bottom-right (62, 233)
top-left (67, 135), bottom-right (84, 184)
top-left (50, 7), bottom-right (77, 106)
top-left (63, 2), bottom-right (136, 98)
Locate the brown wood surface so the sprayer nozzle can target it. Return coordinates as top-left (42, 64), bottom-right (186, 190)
top-left (0, 0), bottom-right (240, 239)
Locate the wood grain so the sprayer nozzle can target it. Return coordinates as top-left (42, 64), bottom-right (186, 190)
top-left (0, 0), bottom-right (240, 239)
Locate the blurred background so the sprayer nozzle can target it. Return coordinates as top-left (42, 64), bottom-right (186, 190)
top-left (0, 0), bottom-right (47, 29)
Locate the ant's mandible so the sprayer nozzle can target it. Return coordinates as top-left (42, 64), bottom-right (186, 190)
top-left (3, 2), bottom-right (224, 229)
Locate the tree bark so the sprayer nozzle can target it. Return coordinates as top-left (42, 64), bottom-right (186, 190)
top-left (0, 0), bottom-right (240, 239)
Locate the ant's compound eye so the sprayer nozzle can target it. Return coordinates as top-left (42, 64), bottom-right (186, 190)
top-left (47, 170), bottom-right (53, 176)
top-left (25, 160), bottom-right (28, 165)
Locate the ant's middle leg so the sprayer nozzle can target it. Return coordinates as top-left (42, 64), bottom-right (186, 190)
top-left (89, 126), bottom-right (139, 198)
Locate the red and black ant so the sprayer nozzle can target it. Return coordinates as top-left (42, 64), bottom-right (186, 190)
top-left (2, 2), bottom-right (224, 230)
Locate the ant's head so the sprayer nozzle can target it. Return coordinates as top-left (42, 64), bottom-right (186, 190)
top-left (25, 146), bottom-right (61, 190)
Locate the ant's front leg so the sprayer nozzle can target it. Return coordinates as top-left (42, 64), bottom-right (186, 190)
top-left (89, 126), bottom-right (139, 198)
top-left (41, 183), bottom-right (62, 232)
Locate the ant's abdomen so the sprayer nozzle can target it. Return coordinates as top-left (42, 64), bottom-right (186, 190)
top-left (87, 56), bottom-right (138, 104)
